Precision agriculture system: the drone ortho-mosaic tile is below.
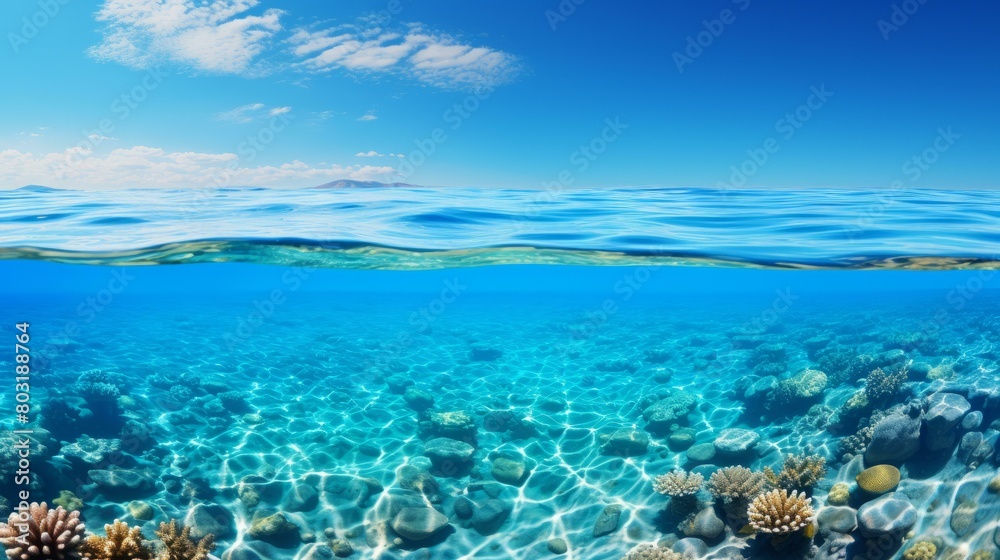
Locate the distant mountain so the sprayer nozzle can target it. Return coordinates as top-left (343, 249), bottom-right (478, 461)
top-left (16, 185), bottom-right (63, 192)
top-left (312, 180), bottom-right (415, 189)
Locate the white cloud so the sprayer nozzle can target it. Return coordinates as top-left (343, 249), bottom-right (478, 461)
top-left (88, 0), bottom-right (283, 75)
top-left (357, 111), bottom-right (378, 121)
top-left (290, 24), bottom-right (521, 90)
top-left (356, 150), bottom-right (405, 158)
top-left (0, 146), bottom-right (395, 190)
top-left (215, 103), bottom-right (291, 123)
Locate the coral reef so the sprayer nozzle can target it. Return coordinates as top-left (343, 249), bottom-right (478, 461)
top-left (747, 489), bottom-right (815, 534)
top-left (653, 470), bottom-right (703, 497)
top-left (154, 520), bottom-right (215, 560)
top-left (826, 482), bottom-right (851, 506)
top-left (902, 540), bottom-right (937, 560)
top-left (706, 467), bottom-right (766, 504)
top-left (621, 543), bottom-right (688, 560)
top-left (81, 520), bottom-right (153, 560)
top-left (0, 502), bottom-right (86, 560)
top-left (865, 366), bottom-right (908, 402)
top-left (763, 454), bottom-right (827, 493)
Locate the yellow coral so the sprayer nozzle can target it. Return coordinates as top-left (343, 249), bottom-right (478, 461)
top-left (791, 369), bottom-right (828, 398)
top-left (856, 465), bottom-right (900, 495)
top-left (747, 489), bottom-right (814, 534)
top-left (81, 520), bottom-right (153, 560)
top-left (988, 474), bottom-right (1000, 494)
top-left (902, 540), bottom-right (936, 560)
top-left (827, 482), bottom-right (851, 505)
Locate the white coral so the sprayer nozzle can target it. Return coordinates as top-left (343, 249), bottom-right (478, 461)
top-left (622, 543), bottom-right (688, 560)
top-left (747, 489), bottom-right (814, 534)
top-left (652, 470), bottom-right (703, 497)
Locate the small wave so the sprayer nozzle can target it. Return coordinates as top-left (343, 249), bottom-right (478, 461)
top-left (0, 186), bottom-right (998, 270)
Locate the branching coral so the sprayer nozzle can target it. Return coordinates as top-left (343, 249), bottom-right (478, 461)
top-left (81, 520), bottom-right (153, 560)
top-left (865, 367), bottom-right (908, 402)
top-left (653, 470), bottom-right (703, 497)
top-left (0, 502), bottom-right (86, 559)
top-left (707, 467), bottom-right (766, 504)
top-left (154, 521), bottom-right (215, 560)
top-left (747, 489), bottom-right (815, 534)
top-left (621, 543), bottom-right (688, 560)
top-left (763, 454), bottom-right (827, 493)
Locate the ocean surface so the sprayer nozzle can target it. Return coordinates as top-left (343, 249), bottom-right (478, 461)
top-left (0, 187), bottom-right (999, 560)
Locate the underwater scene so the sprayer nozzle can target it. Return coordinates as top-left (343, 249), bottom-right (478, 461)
top-left (1, 187), bottom-right (999, 560)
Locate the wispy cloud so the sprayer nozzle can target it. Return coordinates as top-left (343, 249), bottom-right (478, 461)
top-left (357, 111), bottom-right (378, 122)
top-left (215, 103), bottom-right (291, 123)
top-left (356, 150), bottom-right (405, 158)
top-left (87, 2), bottom-right (521, 89)
top-left (88, 0), bottom-right (283, 75)
top-left (0, 146), bottom-right (395, 189)
top-left (289, 23), bottom-right (521, 90)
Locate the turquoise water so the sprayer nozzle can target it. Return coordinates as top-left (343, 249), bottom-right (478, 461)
top-left (1, 187), bottom-right (999, 560)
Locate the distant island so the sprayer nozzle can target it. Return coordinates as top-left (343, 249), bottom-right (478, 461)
top-left (311, 180), bottom-right (416, 189)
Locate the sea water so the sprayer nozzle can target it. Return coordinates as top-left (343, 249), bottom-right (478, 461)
top-left (0, 187), bottom-right (999, 560)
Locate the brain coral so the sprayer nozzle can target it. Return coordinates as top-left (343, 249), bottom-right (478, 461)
top-left (747, 489), bottom-right (815, 534)
top-left (827, 482), bottom-right (851, 506)
top-left (855, 465), bottom-right (901, 495)
top-left (902, 541), bottom-right (937, 560)
top-left (653, 470), bottom-right (704, 497)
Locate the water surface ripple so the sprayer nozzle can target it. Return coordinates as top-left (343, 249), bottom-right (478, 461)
top-left (1, 186), bottom-right (998, 269)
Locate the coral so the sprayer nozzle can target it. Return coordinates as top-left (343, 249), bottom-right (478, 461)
top-left (0, 502), bottom-right (86, 559)
top-left (81, 520), bottom-right (153, 560)
top-left (988, 474), bottom-right (1000, 493)
top-left (747, 489), bottom-right (815, 534)
top-left (865, 366), bottom-right (908, 402)
top-left (765, 369), bottom-right (828, 411)
top-left (621, 543), bottom-right (688, 560)
top-left (927, 363), bottom-right (955, 381)
top-left (902, 540), bottom-right (937, 560)
top-left (970, 551), bottom-right (995, 560)
top-left (52, 491), bottom-right (84, 513)
top-left (707, 467), bottom-right (766, 504)
top-left (837, 410), bottom-right (886, 462)
top-left (855, 465), bottom-right (900, 495)
top-left (818, 349), bottom-right (875, 384)
top-left (217, 392), bottom-right (252, 414)
top-left (827, 483), bottom-right (851, 506)
top-left (653, 470), bottom-right (704, 497)
top-left (154, 521), bottom-right (215, 560)
top-left (763, 454), bottom-right (827, 492)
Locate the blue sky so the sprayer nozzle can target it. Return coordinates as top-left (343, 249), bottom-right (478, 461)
top-left (0, 0), bottom-right (997, 190)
